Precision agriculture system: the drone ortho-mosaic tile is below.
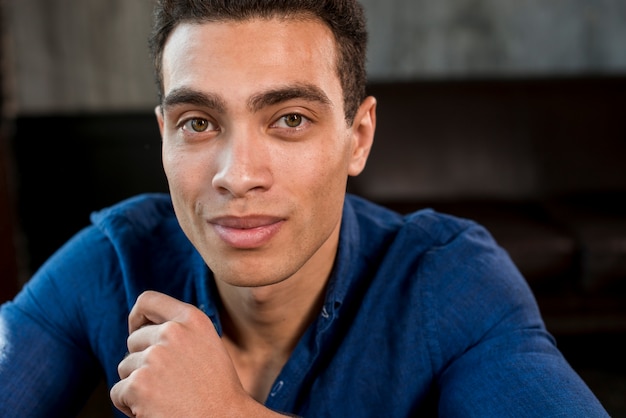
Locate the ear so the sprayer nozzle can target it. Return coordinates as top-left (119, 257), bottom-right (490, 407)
top-left (155, 105), bottom-right (165, 137)
top-left (347, 96), bottom-right (376, 177)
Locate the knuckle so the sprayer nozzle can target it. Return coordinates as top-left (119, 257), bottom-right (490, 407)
top-left (143, 343), bottom-right (168, 368)
top-left (117, 360), bottom-right (125, 378)
top-left (135, 290), bottom-right (155, 305)
top-left (159, 320), bottom-right (179, 340)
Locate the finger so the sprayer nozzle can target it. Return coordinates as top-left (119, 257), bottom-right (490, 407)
top-left (117, 351), bottom-right (140, 380)
top-left (110, 380), bottom-right (135, 417)
top-left (126, 323), bottom-right (160, 354)
top-left (129, 290), bottom-right (192, 333)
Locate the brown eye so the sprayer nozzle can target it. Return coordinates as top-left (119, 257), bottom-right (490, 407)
top-left (284, 114), bottom-right (303, 128)
top-left (190, 118), bottom-right (209, 132)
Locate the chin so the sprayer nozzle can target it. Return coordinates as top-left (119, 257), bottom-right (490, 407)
top-left (211, 260), bottom-right (298, 288)
top-left (217, 273), bottom-right (289, 289)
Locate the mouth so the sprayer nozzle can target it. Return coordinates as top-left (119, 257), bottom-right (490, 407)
top-left (209, 215), bottom-right (285, 249)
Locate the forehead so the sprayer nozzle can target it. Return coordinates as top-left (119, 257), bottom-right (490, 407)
top-left (161, 17), bottom-right (340, 100)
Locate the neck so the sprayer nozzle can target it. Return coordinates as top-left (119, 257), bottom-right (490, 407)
top-left (218, 275), bottom-right (326, 355)
top-left (214, 225), bottom-right (339, 402)
top-left (217, 271), bottom-right (330, 402)
top-left (217, 226), bottom-right (339, 354)
top-left (215, 219), bottom-right (340, 355)
top-left (219, 238), bottom-right (337, 352)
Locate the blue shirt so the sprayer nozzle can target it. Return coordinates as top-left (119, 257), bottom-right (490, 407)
top-left (0, 193), bottom-right (608, 417)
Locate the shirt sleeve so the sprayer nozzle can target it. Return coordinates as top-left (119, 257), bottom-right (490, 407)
top-left (0, 226), bottom-right (124, 417)
top-left (420, 223), bottom-right (609, 417)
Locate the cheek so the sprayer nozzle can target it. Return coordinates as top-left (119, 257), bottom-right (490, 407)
top-left (162, 152), bottom-right (187, 199)
top-left (308, 137), bottom-right (353, 187)
top-left (161, 140), bottom-right (180, 179)
top-left (162, 146), bottom-right (207, 196)
top-left (162, 148), bottom-right (207, 234)
top-left (294, 141), bottom-right (351, 213)
top-left (283, 150), bottom-right (342, 200)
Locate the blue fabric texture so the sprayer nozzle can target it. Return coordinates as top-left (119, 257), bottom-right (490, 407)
top-left (0, 193), bottom-right (609, 417)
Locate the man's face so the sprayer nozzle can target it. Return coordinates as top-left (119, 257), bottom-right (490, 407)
top-left (157, 17), bottom-right (373, 287)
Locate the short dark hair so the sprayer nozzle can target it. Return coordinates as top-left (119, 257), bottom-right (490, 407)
top-left (149, 0), bottom-right (368, 124)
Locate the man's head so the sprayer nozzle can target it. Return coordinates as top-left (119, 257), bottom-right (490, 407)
top-left (152, 1), bottom-right (376, 289)
top-left (149, 0), bottom-right (368, 125)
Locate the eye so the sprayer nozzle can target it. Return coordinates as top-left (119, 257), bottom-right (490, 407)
top-left (283, 114), bottom-right (303, 128)
top-left (273, 113), bottom-right (310, 129)
top-left (182, 118), bottom-right (216, 133)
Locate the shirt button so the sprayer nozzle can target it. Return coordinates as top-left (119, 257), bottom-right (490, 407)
top-left (270, 380), bottom-right (284, 397)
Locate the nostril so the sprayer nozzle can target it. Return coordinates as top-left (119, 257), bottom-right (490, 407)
top-left (211, 157), bottom-right (273, 198)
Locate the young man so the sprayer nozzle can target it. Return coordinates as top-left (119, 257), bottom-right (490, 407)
top-left (0, 0), bottom-right (610, 417)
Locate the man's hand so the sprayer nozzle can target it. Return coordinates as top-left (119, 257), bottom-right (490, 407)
top-left (109, 290), bottom-right (277, 417)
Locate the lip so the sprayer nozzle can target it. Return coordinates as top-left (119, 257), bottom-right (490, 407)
top-left (209, 215), bottom-right (285, 249)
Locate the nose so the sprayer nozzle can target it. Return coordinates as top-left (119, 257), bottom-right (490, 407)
top-left (211, 131), bottom-right (273, 197)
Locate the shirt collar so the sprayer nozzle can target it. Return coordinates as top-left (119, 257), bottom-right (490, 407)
top-left (319, 196), bottom-right (362, 321)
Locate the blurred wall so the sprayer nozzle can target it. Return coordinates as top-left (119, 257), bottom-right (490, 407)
top-left (4, 0), bottom-right (626, 114)
top-left (361, 0), bottom-right (626, 80)
top-left (5, 0), bottom-right (155, 114)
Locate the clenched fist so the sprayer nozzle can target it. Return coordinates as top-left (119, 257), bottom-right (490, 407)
top-left (110, 291), bottom-right (284, 418)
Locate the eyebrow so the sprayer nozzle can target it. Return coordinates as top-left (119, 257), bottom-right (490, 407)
top-left (247, 83), bottom-right (332, 112)
top-left (161, 83), bottom-right (332, 114)
top-left (162, 88), bottom-right (227, 113)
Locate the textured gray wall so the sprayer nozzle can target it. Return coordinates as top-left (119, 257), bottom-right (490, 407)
top-left (362, 0), bottom-right (626, 80)
top-left (4, 0), bottom-right (626, 113)
top-left (4, 0), bottom-right (155, 114)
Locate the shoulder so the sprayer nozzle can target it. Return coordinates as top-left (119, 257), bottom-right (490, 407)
top-left (88, 193), bottom-right (193, 259)
top-left (346, 194), bottom-right (542, 343)
top-left (87, 193), bottom-right (198, 293)
top-left (345, 193), bottom-right (481, 257)
top-left (343, 194), bottom-right (518, 315)
top-left (27, 193), bottom-right (194, 307)
top-left (24, 193), bottom-right (181, 295)
top-left (90, 192), bottom-right (176, 237)
top-left (382, 200), bottom-right (536, 318)
top-left (390, 205), bottom-right (545, 364)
